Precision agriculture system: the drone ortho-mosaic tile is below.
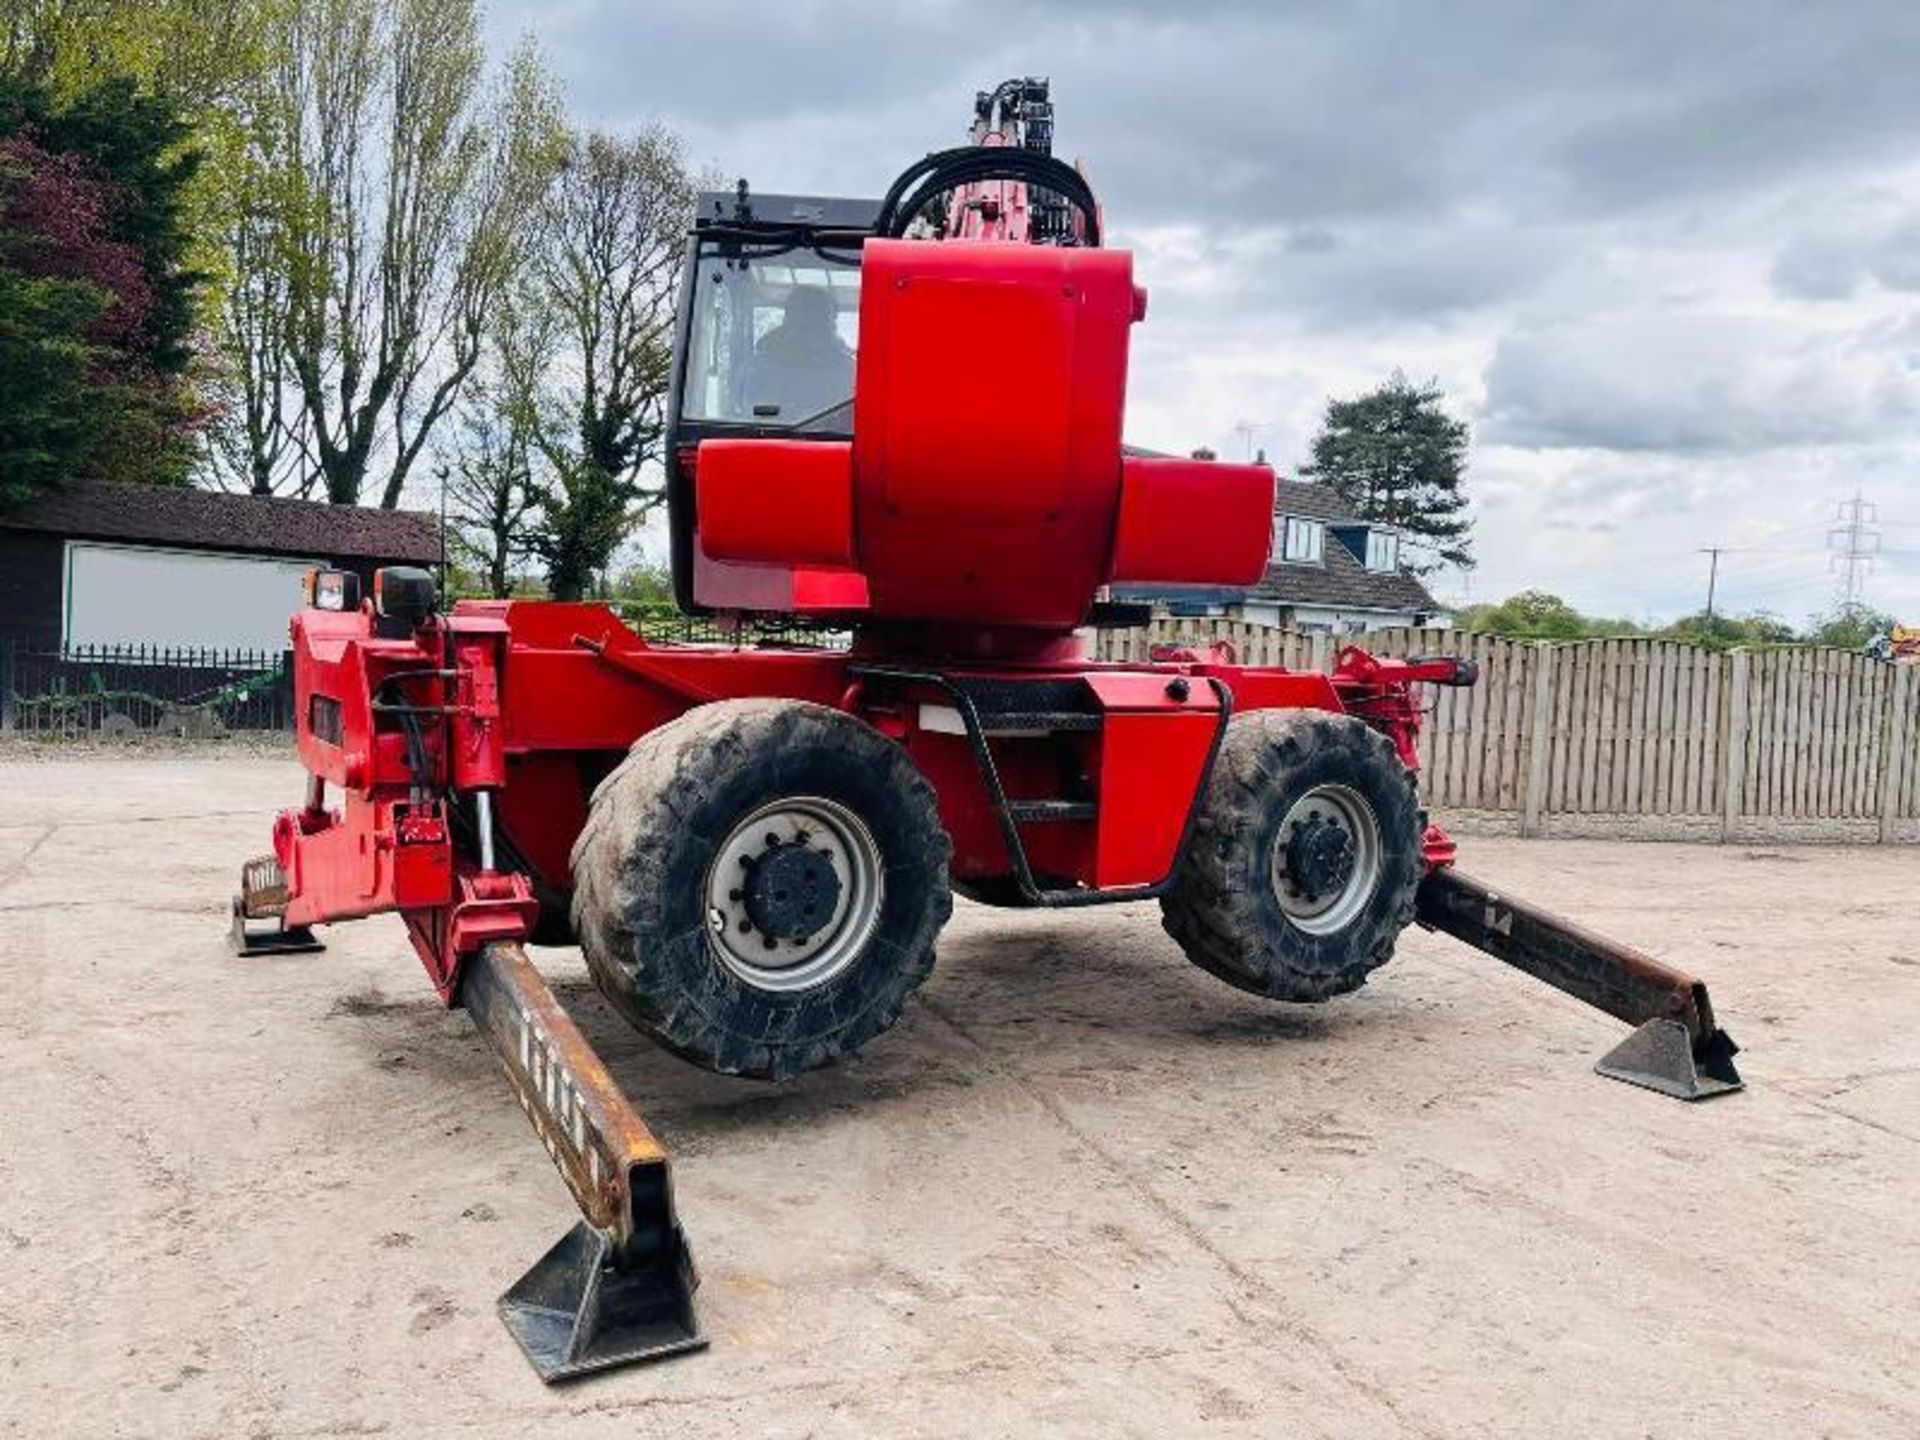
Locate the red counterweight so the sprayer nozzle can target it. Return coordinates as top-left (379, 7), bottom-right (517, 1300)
top-left (695, 238), bottom-right (1273, 639)
top-left (848, 238), bottom-right (1140, 630)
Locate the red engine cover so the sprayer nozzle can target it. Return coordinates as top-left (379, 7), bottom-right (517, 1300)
top-left (850, 239), bottom-right (1141, 630)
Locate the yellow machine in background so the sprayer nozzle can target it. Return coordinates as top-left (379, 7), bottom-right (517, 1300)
top-left (1868, 625), bottom-right (1920, 662)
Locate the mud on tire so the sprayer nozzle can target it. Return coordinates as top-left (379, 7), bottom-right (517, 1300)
top-left (570, 699), bottom-right (953, 1080)
top-left (1159, 709), bottom-right (1423, 1002)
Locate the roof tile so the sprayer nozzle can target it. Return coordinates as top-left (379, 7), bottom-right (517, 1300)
top-left (1245, 479), bottom-right (1444, 613)
top-left (1, 482), bottom-right (443, 564)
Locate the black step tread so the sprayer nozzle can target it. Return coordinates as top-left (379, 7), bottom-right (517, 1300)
top-left (978, 711), bottom-right (1103, 733)
top-left (1007, 799), bottom-right (1098, 823)
top-left (950, 676), bottom-right (1097, 717)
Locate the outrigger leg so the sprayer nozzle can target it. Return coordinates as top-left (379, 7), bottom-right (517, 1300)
top-left (1415, 867), bottom-right (1743, 1101)
top-left (460, 941), bottom-right (706, 1381)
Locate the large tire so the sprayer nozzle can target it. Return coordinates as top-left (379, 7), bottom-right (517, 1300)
top-left (570, 699), bottom-right (953, 1080)
top-left (1160, 709), bottom-right (1422, 1002)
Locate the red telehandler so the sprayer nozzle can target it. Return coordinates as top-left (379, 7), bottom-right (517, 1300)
top-left (233, 79), bottom-right (1741, 1381)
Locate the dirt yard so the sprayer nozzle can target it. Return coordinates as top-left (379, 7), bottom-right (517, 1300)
top-left (2, 749), bottom-right (1915, 1438)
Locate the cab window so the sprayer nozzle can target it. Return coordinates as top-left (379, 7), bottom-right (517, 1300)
top-left (682, 246), bottom-right (862, 429)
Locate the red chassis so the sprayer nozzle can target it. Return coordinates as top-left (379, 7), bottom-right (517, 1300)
top-left (271, 597), bottom-right (1467, 1001)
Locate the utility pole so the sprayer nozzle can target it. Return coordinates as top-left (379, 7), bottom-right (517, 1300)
top-left (1699, 546), bottom-right (1723, 622)
top-left (1828, 489), bottom-right (1880, 613)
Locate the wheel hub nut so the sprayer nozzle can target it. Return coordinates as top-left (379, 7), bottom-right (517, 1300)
top-left (741, 842), bottom-right (842, 941)
top-left (1286, 817), bottom-right (1356, 901)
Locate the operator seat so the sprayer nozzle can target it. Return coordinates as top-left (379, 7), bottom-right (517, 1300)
top-left (741, 286), bottom-right (854, 422)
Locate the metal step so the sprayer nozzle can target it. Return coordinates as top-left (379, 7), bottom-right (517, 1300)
top-left (1007, 799), bottom-right (1097, 823)
top-left (977, 711), bottom-right (1102, 734)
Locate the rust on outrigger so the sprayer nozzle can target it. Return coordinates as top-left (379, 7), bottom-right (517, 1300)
top-left (1416, 868), bottom-right (1742, 1100)
top-left (458, 940), bottom-right (704, 1379)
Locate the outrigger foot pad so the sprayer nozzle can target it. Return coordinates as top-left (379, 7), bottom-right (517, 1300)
top-left (1416, 867), bottom-right (1745, 1104)
top-left (500, 1221), bottom-right (705, 1382)
top-left (230, 856), bottom-right (324, 956)
top-left (229, 895), bottom-right (324, 956)
top-left (462, 940), bottom-right (707, 1382)
top-left (1596, 1018), bottom-right (1743, 1101)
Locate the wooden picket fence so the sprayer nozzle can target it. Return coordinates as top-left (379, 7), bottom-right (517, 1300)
top-left (1097, 619), bottom-right (1920, 841)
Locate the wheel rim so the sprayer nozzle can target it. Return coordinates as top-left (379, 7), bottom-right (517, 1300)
top-left (705, 796), bottom-right (885, 993)
top-left (1269, 783), bottom-right (1382, 935)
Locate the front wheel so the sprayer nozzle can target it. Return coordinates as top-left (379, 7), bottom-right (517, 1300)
top-left (1160, 709), bottom-right (1423, 1001)
top-left (570, 699), bottom-right (953, 1079)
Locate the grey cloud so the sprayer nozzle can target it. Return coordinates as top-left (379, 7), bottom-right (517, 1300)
top-left (1773, 231), bottom-right (1870, 301)
top-left (1152, 220), bottom-right (1567, 327)
top-left (1775, 216), bottom-right (1920, 301)
top-left (1282, 226), bottom-right (1339, 255)
top-left (496, 0), bottom-right (1920, 336)
top-left (1481, 316), bottom-right (1919, 453)
top-left (502, 1), bottom-right (1920, 232)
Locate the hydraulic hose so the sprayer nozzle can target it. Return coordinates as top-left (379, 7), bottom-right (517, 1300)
top-left (872, 146), bottom-right (1101, 246)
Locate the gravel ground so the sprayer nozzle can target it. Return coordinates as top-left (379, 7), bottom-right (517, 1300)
top-left (1, 753), bottom-right (1915, 1438)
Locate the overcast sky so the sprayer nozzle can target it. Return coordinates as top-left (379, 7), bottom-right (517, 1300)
top-left (492, 0), bottom-right (1920, 625)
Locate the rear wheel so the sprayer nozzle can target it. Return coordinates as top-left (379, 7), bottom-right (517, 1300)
top-left (570, 699), bottom-right (953, 1079)
top-left (1160, 709), bottom-right (1422, 1001)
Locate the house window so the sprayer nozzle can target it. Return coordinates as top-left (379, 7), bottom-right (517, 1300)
top-left (1365, 530), bottom-right (1400, 572)
top-left (1276, 516), bottom-right (1324, 564)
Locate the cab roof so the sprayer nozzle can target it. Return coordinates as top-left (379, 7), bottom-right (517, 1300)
top-left (694, 190), bottom-right (881, 235)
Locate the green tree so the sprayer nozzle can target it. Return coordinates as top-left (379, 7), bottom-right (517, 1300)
top-left (1805, 606), bottom-right (1897, 651)
top-left (3, 2), bottom-right (286, 496)
top-left (0, 247), bottom-right (102, 508)
top-left (1456, 591), bottom-right (1806, 648)
top-left (1454, 590), bottom-right (1608, 639)
top-left (0, 114), bottom-right (200, 502)
top-left (0, 62), bottom-right (205, 501)
top-left (1661, 611), bottom-right (1796, 650)
top-left (0, 70), bottom-right (202, 373)
top-left (1300, 371), bottom-right (1473, 574)
top-left (607, 561), bottom-right (674, 615)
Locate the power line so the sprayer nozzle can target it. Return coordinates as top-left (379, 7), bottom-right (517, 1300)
top-left (1828, 490), bottom-right (1881, 612)
top-left (1699, 547), bottom-right (1723, 621)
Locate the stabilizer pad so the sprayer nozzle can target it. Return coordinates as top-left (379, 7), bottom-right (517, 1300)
top-left (1595, 1018), bottom-right (1743, 1101)
top-left (499, 1221), bottom-right (707, 1383)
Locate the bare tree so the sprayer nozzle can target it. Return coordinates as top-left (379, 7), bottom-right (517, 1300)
top-left (204, 125), bottom-right (317, 497)
top-left (256, 0), bottom-right (561, 507)
top-left (502, 126), bottom-right (694, 598)
top-left (445, 374), bottom-right (537, 597)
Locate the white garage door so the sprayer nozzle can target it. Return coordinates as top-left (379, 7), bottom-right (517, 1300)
top-left (65, 542), bottom-right (320, 651)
